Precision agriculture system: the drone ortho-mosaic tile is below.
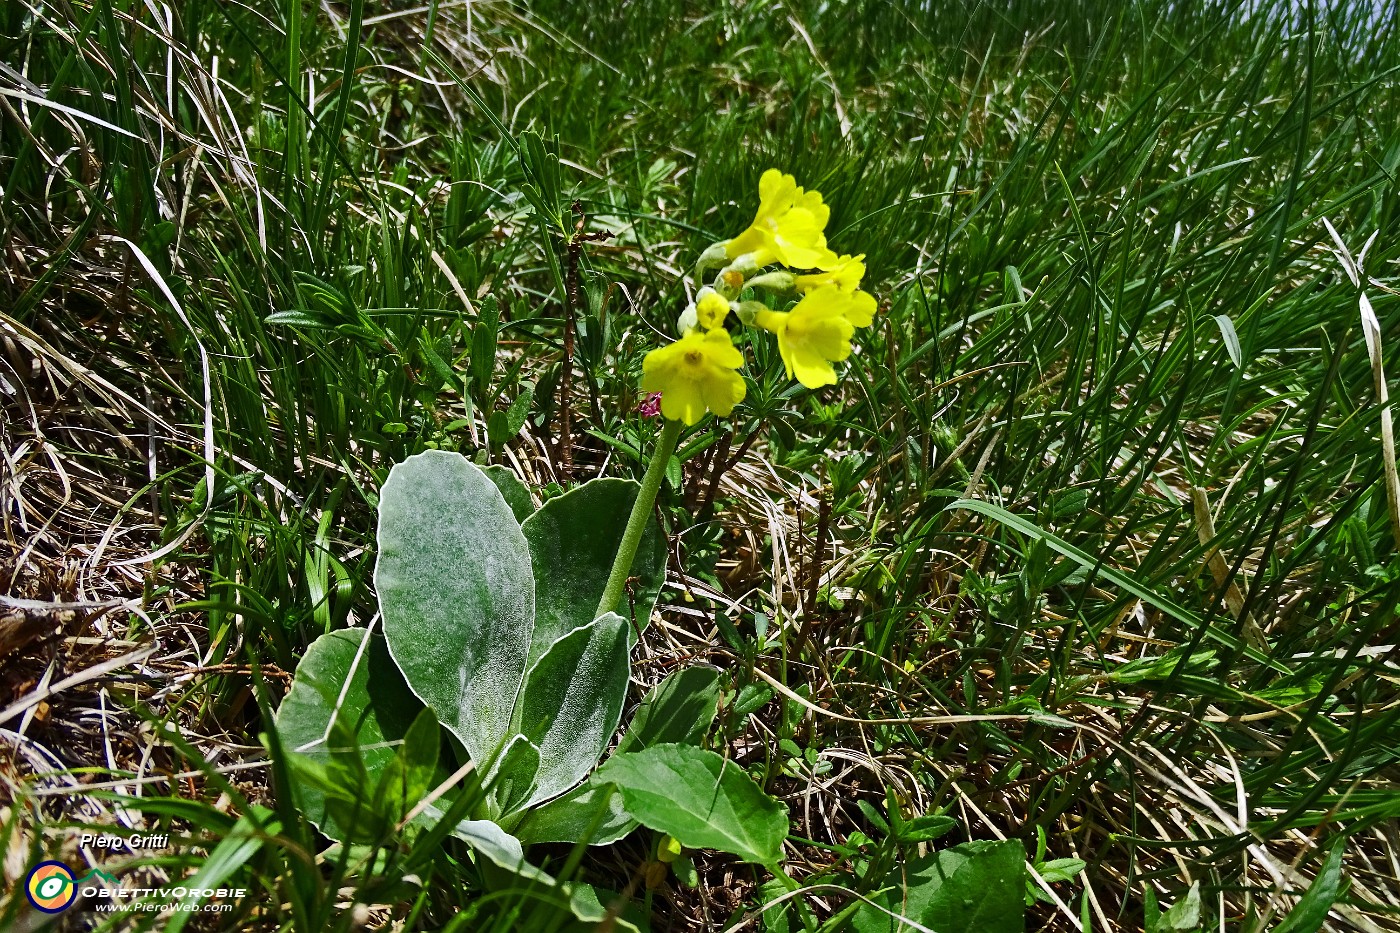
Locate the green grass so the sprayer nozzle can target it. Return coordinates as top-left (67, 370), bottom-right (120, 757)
top-left (2, 0), bottom-right (1399, 929)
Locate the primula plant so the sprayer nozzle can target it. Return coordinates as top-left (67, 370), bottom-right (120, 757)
top-left (273, 170), bottom-right (879, 924)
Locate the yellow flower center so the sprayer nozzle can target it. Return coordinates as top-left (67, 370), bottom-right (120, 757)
top-left (787, 315), bottom-right (813, 341)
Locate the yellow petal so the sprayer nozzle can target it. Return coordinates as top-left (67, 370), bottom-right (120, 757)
top-left (792, 187), bottom-right (830, 231)
top-left (843, 289), bottom-right (876, 327)
top-left (770, 212), bottom-right (824, 266)
top-left (699, 327), bottom-right (743, 366)
top-left (639, 328), bottom-right (746, 425)
top-left (796, 254), bottom-right (866, 292)
top-left (641, 340), bottom-right (684, 382)
top-left (724, 227), bottom-right (771, 262)
top-left (754, 308), bottom-right (788, 335)
top-left (702, 367), bottom-right (746, 417)
top-left (765, 286), bottom-right (863, 388)
top-left (725, 170), bottom-right (834, 270)
top-left (777, 242), bottom-right (839, 270)
top-left (805, 316), bottom-right (854, 362)
top-left (757, 169), bottom-right (797, 219)
top-left (660, 382), bottom-right (706, 425)
top-left (791, 350), bottom-right (838, 388)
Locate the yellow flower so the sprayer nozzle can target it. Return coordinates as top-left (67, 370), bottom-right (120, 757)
top-left (839, 288), bottom-right (876, 327)
top-left (755, 286), bottom-right (876, 388)
top-left (695, 288), bottom-right (731, 330)
top-left (724, 169), bottom-right (839, 270)
top-left (641, 328), bottom-right (746, 425)
top-left (795, 253), bottom-right (866, 293)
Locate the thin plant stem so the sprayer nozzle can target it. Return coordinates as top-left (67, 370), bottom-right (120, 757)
top-left (596, 417), bottom-right (682, 619)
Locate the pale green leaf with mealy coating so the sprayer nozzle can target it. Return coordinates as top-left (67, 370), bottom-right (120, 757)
top-left (273, 628), bottom-right (424, 840)
top-left (522, 477), bottom-right (665, 668)
top-left (376, 449), bottom-right (534, 765)
top-left (481, 464), bottom-right (535, 523)
top-left (514, 780), bottom-right (637, 846)
top-left (483, 733), bottom-right (540, 817)
top-left (512, 612), bottom-right (630, 807)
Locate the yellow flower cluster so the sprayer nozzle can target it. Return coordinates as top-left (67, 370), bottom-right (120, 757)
top-left (641, 169), bottom-right (879, 424)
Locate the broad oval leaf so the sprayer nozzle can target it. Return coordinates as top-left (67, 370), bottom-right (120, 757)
top-left (376, 449), bottom-right (535, 765)
top-left (521, 477), bottom-right (666, 667)
top-left (514, 780), bottom-right (637, 847)
top-left (481, 464), bottom-right (535, 523)
top-left (273, 629), bottom-right (425, 839)
top-left (594, 743), bottom-right (788, 866)
top-left (852, 840), bottom-right (1026, 933)
top-left (513, 612), bottom-right (630, 806)
top-left (615, 665), bottom-right (722, 754)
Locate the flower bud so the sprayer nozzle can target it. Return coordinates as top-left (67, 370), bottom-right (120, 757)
top-left (723, 252), bottom-right (761, 278)
top-left (695, 287), bottom-right (732, 329)
top-left (658, 834), bottom-right (683, 863)
top-left (736, 300), bottom-right (771, 328)
top-left (694, 241), bottom-right (731, 276)
top-left (745, 271), bottom-right (796, 293)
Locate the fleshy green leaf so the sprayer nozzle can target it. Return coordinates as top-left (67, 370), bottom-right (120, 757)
top-left (470, 297), bottom-right (499, 401)
top-left (376, 449), bottom-right (535, 765)
top-left (505, 383), bottom-right (535, 436)
top-left (513, 613), bottom-right (630, 805)
top-left (273, 629), bottom-right (424, 840)
top-left (616, 665), bottom-right (722, 754)
top-left (419, 336), bottom-right (464, 394)
top-left (759, 877), bottom-right (814, 933)
top-left (557, 883), bottom-right (645, 931)
top-left (594, 743), bottom-right (788, 866)
top-left (521, 477), bottom-right (666, 667)
top-left (483, 733), bottom-right (540, 817)
top-left (514, 780), bottom-right (637, 846)
top-left (481, 464), bottom-right (535, 523)
top-left (1035, 857), bottom-right (1086, 884)
top-left (852, 840), bottom-right (1026, 933)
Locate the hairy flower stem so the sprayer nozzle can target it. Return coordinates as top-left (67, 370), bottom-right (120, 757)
top-left (596, 417), bottom-right (682, 619)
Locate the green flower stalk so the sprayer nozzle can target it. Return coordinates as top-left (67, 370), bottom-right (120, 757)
top-left (596, 417), bottom-right (682, 619)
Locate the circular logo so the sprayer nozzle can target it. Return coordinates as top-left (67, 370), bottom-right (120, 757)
top-left (26, 861), bottom-right (77, 913)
